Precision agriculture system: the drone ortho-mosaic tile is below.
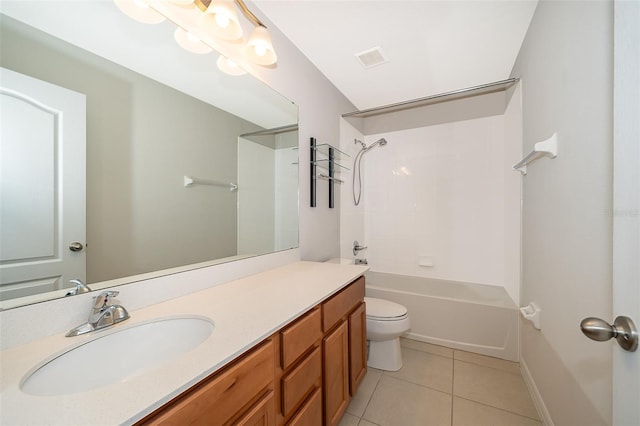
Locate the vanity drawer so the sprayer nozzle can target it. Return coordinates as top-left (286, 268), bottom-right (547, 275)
top-left (281, 346), bottom-right (321, 419)
top-left (280, 307), bottom-right (322, 369)
top-left (286, 387), bottom-right (322, 426)
top-left (141, 339), bottom-right (274, 426)
top-left (236, 390), bottom-right (275, 426)
top-left (322, 276), bottom-right (365, 332)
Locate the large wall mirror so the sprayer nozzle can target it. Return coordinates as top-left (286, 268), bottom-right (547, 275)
top-left (0, 2), bottom-right (299, 309)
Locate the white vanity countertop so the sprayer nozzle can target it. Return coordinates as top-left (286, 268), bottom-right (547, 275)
top-left (0, 261), bottom-right (368, 425)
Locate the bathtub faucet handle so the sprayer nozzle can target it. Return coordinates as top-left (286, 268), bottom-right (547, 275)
top-left (353, 240), bottom-right (368, 256)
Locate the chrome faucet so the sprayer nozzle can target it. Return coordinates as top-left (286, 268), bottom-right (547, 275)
top-left (353, 240), bottom-right (368, 256)
top-left (66, 290), bottom-right (130, 337)
top-left (65, 279), bottom-right (92, 297)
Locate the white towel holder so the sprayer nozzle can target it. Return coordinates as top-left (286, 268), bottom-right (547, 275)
top-left (513, 132), bottom-right (558, 175)
top-left (520, 302), bottom-right (542, 330)
top-left (184, 175), bottom-right (238, 191)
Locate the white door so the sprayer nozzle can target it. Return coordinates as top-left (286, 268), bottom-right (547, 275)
top-left (611, 1), bottom-right (639, 424)
top-left (0, 67), bottom-right (86, 301)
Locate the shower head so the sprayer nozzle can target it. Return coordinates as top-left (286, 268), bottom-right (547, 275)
top-left (352, 137), bottom-right (388, 206)
top-left (363, 137), bottom-right (388, 153)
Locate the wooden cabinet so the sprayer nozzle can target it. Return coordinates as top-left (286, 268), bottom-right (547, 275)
top-left (287, 388), bottom-right (322, 426)
top-left (138, 276), bottom-right (366, 426)
top-left (277, 307), bottom-right (323, 425)
top-left (323, 321), bottom-right (349, 426)
top-left (137, 340), bottom-right (275, 426)
top-left (280, 307), bottom-right (322, 369)
top-left (237, 391), bottom-right (275, 426)
top-left (321, 276), bottom-right (367, 426)
top-left (322, 277), bottom-right (365, 332)
top-left (348, 302), bottom-right (367, 394)
top-left (281, 347), bottom-right (322, 418)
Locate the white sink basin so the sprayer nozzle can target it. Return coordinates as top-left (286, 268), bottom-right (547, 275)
top-left (20, 316), bottom-right (214, 396)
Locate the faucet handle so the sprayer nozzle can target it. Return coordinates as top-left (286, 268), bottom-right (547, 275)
top-left (93, 290), bottom-right (119, 310)
top-left (65, 279), bottom-right (92, 297)
top-left (353, 240), bottom-right (368, 256)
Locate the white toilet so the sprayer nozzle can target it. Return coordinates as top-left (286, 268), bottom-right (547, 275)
top-left (365, 296), bottom-right (411, 371)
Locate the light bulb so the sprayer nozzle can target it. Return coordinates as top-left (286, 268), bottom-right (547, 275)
top-left (202, 0), bottom-right (242, 40)
top-left (215, 13), bottom-right (230, 29)
top-left (245, 25), bottom-right (277, 66)
top-left (254, 43), bottom-right (267, 57)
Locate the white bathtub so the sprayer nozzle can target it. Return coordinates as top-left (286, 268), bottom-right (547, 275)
top-left (365, 272), bottom-right (518, 361)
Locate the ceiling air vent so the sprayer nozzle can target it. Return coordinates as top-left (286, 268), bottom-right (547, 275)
top-left (355, 46), bottom-right (388, 69)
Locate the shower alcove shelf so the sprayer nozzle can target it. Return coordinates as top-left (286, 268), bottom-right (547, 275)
top-left (310, 137), bottom-right (350, 208)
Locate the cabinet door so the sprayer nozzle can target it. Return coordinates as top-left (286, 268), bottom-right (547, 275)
top-left (348, 302), bottom-right (367, 395)
top-left (323, 321), bottom-right (349, 426)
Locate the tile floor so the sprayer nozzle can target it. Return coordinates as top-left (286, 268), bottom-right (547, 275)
top-left (339, 338), bottom-right (541, 426)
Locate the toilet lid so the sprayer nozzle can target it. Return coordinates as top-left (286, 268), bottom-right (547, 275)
top-left (364, 297), bottom-right (408, 320)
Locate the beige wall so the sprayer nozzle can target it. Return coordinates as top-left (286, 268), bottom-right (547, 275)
top-left (511, 1), bottom-right (613, 424)
top-left (247, 8), bottom-right (356, 261)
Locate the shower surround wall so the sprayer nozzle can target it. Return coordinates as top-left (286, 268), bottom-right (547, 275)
top-left (340, 94), bottom-right (522, 305)
top-left (237, 132), bottom-right (298, 255)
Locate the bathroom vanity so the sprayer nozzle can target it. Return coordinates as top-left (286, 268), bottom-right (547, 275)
top-left (0, 262), bottom-right (367, 425)
top-left (136, 276), bottom-right (366, 426)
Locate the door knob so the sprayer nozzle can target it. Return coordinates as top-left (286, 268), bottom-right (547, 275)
top-left (69, 241), bottom-right (84, 252)
top-left (580, 316), bottom-right (638, 352)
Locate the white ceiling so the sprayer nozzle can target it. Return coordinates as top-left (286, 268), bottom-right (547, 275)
top-left (254, 0), bottom-right (538, 111)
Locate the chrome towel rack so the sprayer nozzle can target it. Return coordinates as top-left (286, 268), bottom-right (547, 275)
top-left (183, 176), bottom-right (238, 191)
top-left (513, 132), bottom-right (558, 175)
top-left (318, 174), bottom-right (344, 184)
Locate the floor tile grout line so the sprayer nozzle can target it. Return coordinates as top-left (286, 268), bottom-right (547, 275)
top-left (400, 343), bottom-right (454, 360)
top-left (452, 359), bottom-right (523, 378)
top-left (453, 395), bottom-right (542, 423)
top-left (451, 360), bottom-right (539, 421)
top-left (358, 370), bottom-right (383, 424)
top-left (381, 371), bottom-right (454, 397)
top-left (359, 341), bottom-right (536, 426)
top-left (401, 344), bottom-right (522, 377)
top-left (450, 356), bottom-right (456, 426)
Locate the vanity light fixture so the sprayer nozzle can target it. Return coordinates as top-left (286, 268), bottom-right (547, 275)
top-left (201, 0), bottom-right (243, 41)
top-left (114, 0), bottom-right (277, 76)
top-left (245, 25), bottom-right (277, 66)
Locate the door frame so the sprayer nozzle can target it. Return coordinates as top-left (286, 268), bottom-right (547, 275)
top-left (612, 0), bottom-right (639, 424)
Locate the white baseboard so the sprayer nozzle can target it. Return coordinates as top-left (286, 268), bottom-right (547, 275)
top-left (520, 358), bottom-right (554, 426)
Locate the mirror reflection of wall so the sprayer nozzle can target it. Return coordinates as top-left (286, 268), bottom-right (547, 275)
top-left (238, 127), bottom-right (299, 256)
top-left (0, 13), bottom-right (299, 307)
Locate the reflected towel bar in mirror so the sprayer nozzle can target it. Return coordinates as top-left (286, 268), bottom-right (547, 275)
top-left (184, 176), bottom-right (238, 192)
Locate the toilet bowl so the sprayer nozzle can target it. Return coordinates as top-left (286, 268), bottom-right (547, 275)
top-left (365, 296), bottom-right (410, 371)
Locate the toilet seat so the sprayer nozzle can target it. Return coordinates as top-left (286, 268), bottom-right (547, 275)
top-left (365, 297), bottom-right (408, 321)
